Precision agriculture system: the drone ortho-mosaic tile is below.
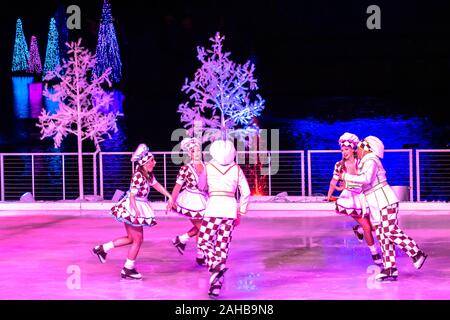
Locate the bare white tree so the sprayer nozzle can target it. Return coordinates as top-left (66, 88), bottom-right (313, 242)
top-left (37, 39), bottom-right (121, 200)
top-left (178, 32), bottom-right (265, 144)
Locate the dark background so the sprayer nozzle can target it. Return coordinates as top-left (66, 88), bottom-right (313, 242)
top-left (0, 0), bottom-right (449, 151)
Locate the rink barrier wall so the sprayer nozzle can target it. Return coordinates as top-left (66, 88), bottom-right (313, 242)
top-left (0, 149), bottom-right (449, 204)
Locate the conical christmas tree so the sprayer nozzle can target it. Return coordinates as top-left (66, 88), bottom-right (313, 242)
top-left (94, 0), bottom-right (122, 83)
top-left (11, 19), bottom-right (29, 72)
top-left (27, 36), bottom-right (43, 74)
top-left (43, 17), bottom-right (61, 76)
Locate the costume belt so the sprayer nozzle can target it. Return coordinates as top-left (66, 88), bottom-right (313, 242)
top-left (209, 191), bottom-right (235, 198)
top-left (359, 181), bottom-right (388, 217)
top-left (185, 188), bottom-right (207, 196)
top-left (364, 181), bottom-right (388, 196)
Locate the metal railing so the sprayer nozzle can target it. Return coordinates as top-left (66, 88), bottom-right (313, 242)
top-left (99, 151), bottom-right (305, 201)
top-left (0, 153), bottom-right (97, 201)
top-left (1, 149), bottom-right (449, 202)
top-left (307, 149), bottom-right (414, 200)
top-left (416, 150), bottom-right (450, 202)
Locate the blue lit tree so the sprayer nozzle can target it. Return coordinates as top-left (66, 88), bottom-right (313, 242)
top-left (178, 32), bottom-right (265, 144)
top-left (94, 0), bottom-right (122, 83)
top-left (27, 36), bottom-right (43, 74)
top-left (43, 17), bottom-right (61, 76)
top-left (11, 19), bottom-right (29, 72)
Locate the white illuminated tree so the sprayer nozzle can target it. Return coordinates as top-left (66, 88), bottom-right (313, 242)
top-left (37, 39), bottom-right (121, 199)
top-left (178, 32), bottom-right (265, 144)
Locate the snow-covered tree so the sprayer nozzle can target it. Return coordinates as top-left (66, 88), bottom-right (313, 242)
top-left (178, 32), bottom-right (265, 144)
top-left (37, 39), bottom-right (121, 200)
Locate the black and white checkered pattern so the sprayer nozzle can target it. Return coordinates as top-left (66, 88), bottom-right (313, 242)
top-left (197, 217), bottom-right (235, 272)
top-left (358, 140), bottom-right (371, 152)
top-left (340, 140), bottom-right (356, 149)
top-left (375, 204), bottom-right (421, 269)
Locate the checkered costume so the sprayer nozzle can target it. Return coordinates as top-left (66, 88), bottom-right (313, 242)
top-left (197, 141), bottom-right (251, 273)
top-left (333, 160), bottom-right (366, 217)
top-left (343, 152), bottom-right (422, 269)
top-left (175, 162), bottom-right (208, 220)
top-left (110, 171), bottom-right (158, 227)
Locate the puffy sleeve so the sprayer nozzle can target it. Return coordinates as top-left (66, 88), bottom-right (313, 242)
top-left (343, 159), bottom-right (377, 185)
top-left (149, 175), bottom-right (158, 186)
top-left (332, 161), bottom-right (343, 180)
top-left (176, 165), bottom-right (188, 186)
top-left (130, 172), bottom-right (145, 195)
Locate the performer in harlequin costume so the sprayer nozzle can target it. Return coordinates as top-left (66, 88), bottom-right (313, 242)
top-left (92, 144), bottom-right (173, 280)
top-left (340, 136), bottom-right (428, 281)
top-left (169, 137), bottom-right (208, 266)
top-left (327, 133), bottom-right (382, 266)
top-left (197, 139), bottom-right (250, 298)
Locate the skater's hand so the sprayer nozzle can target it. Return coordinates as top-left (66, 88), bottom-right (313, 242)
top-left (165, 196), bottom-right (174, 215)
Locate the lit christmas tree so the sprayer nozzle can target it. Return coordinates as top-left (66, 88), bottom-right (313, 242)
top-left (11, 19), bottom-right (29, 72)
top-left (38, 39), bottom-right (121, 199)
top-left (94, 0), bottom-right (122, 83)
top-left (27, 36), bottom-right (43, 74)
top-left (178, 32), bottom-right (265, 144)
top-left (43, 17), bottom-right (61, 76)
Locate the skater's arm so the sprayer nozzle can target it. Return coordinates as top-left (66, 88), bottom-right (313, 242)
top-left (170, 183), bottom-right (182, 210)
top-left (342, 159), bottom-right (377, 185)
top-left (327, 178), bottom-right (343, 200)
top-left (328, 161), bottom-right (344, 200)
top-left (153, 182), bottom-right (174, 211)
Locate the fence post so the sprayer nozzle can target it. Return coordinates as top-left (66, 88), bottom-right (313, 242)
top-left (408, 149), bottom-right (413, 201)
top-left (301, 151), bottom-right (305, 197)
top-left (31, 155), bottom-right (35, 198)
top-left (416, 150), bottom-right (421, 202)
top-left (99, 153), bottom-right (104, 199)
top-left (268, 152), bottom-right (272, 196)
top-left (1, 154), bottom-right (4, 201)
top-left (93, 153), bottom-right (98, 196)
top-left (62, 155), bottom-right (66, 200)
top-left (163, 153), bottom-right (167, 201)
top-left (307, 151), bottom-right (312, 196)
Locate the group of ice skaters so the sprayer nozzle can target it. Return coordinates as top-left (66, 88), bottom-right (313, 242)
top-left (92, 133), bottom-right (427, 298)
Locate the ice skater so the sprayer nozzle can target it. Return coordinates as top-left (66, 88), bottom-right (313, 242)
top-left (197, 139), bottom-right (250, 298)
top-left (169, 137), bottom-right (208, 266)
top-left (327, 132), bottom-right (382, 266)
top-left (92, 144), bottom-right (173, 280)
top-left (339, 136), bottom-right (428, 281)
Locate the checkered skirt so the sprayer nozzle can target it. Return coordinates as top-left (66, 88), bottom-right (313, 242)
top-left (335, 188), bottom-right (368, 217)
top-left (110, 193), bottom-right (157, 227)
top-left (176, 189), bottom-right (207, 220)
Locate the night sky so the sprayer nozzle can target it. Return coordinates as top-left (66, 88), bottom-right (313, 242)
top-left (0, 0), bottom-right (449, 150)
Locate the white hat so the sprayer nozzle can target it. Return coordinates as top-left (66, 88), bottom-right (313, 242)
top-left (209, 140), bottom-right (236, 165)
top-left (338, 132), bottom-right (360, 149)
top-left (131, 143), bottom-right (154, 166)
top-left (180, 137), bottom-right (201, 153)
top-left (359, 136), bottom-right (385, 158)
